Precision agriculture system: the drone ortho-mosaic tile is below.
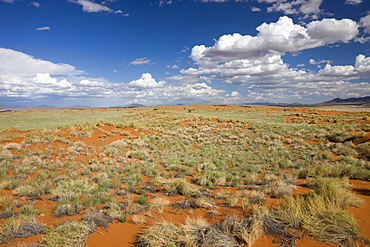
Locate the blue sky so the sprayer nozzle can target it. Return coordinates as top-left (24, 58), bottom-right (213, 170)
top-left (0, 0), bottom-right (370, 107)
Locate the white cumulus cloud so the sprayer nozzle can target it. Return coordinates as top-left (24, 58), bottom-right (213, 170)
top-left (128, 73), bottom-right (166, 88)
top-left (0, 48), bottom-right (82, 77)
top-left (177, 16), bottom-right (370, 103)
top-left (306, 18), bottom-right (359, 44)
top-left (360, 13), bottom-right (370, 34)
top-left (67, 0), bottom-right (113, 13)
top-left (190, 16), bottom-right (359, 64)
top-left (0, 48), bottom-right (234, 106)
top-left (317, 54), bottom-right (370, 78)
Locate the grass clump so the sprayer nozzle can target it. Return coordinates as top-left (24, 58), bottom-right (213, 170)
top-left (138, 209), bottom-right (265, 247)
top-left (216, 211), bottom-right (264, 247)
top-left (42, 221), bottom-right (93, 247)
top-left (82, 212), bottom-right (112, 228)
top-left (53, 203), bottom-right (80, 217)
top-left (275, 177), bottom-right (362, 246)
top-left (308, 177), bottom-right (362, 209)
top-left (298, 162), bottom-right (370, 181)
top-left (154, 177), bottom-right (200, 197)
top-left (137, 222), bottom-right (179, 246)
top-left (137, 217), bottom-right (239, 247)
top-left (267, 180), bottom-right (296, 198)
top-left (303, 209), bottom-right (360, 245)
top-left (0, 216), bottom-right (47, 244)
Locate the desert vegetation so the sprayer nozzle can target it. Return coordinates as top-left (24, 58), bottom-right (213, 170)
top-left (0, 105), bottom-right (369, 246)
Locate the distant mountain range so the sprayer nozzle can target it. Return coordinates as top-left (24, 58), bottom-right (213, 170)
top-left (0, 103), bottom-right (145, 110)
top-left (319, 96), bottom-right (370, 106)
top-left (244, 96), bottom-right (370, 107)
top-left (1, 96), bottom-right (370, 110)
top-left (0, 104), bottom-right (90, 109)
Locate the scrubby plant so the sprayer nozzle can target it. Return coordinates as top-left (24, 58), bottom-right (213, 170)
top-left (249, 191), bottom-right (266, 205)
top-left (106, 202), bottom-right (122, 219)
top-left (0, 195), bottom-right (15, 213)
top-left (327, 130), bottom-right (364, 143)
top-left (275, 177), bottom-right (362, 245)
top-left (267, 180), bottom-right (296, 198)
top-left (3, 142), bottom-right (21, 151)
top-left (137, 196), bottom-right (149, 205)
top-left (303, 209), bottom-right (359, 245)
top-left (308, 177), bottom-right (362, 209)
top-left (216, 211), bottom-right (264, 247)
top-left (41, 221), bottom-right (93, 247)
top-left (154, 177), bottom-right (200, 196)
top-left (50, 178), bottom-right (94, 202)
top-left (127, 150), bottom-right (150, 160)
top-left (13, 184), bottom-right (40, 197)
top-left (89, 159), bottom-right (104, 172)
top-left (70, 130), bottom-right (92, 139)
top-left (53, 203), bottom-right (80, 217)
top-left (0, 149), bottom-right (12, 162)
top-left (0, 216), bottom-right (46, 244)
top-left (82, 212), bottom-right (112, 228)
top-left (150, 197), bottom-right (171, 208)
top-left (20, 205), bottom-right (39, 218)
top-left (22, 157), bottom-right (42, 166)
top-left (132, 215), bottom-right (147, 225)
top-left (136, 221), bottom-right (180, 246)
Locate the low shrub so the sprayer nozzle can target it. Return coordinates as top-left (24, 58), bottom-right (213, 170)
top-left (303, 209), bottom-right (359, 245)
top-left (53, 203), bottom-right (80, 217)
top-left (0, 217), bottom-right (46, 244)
top-left (275, 177), bottom-right (362, 245)
top-left (154, 177), bottom-right (200, 197)
top-left (42, 221), bottom-right (93, 247)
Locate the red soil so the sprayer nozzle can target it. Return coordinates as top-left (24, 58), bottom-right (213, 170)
top-left (1, 105), bottom-right (369, 247)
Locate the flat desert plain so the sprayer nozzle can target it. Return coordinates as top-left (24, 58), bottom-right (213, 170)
top-left (0, 105), bottom-right (369, 247)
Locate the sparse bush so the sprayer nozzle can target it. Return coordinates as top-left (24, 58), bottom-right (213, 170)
top-left (249, 191), bottom-right (266, 205)
top-left (53, 203), bottom-right (80, 217)
top-left (308, 177), bottom-right (362, 209)
top-left (137, 196), bottom-right (149, 205)
top-left (127, 150), bottom-right (149, 160)
top-left (42, 221), bottom-right (93, 247)
top-left (50, 178), bottom-right (94, 202)
top-left (327, 131), bottom-right (356, 143)
top-left (303, 209), bottom-right (359, 245)
top-left (216, 211), bottom-right (264, 247)
top-left (150, 197), bottom-right (171, 208)
top-left (3, 143), bottom-right (21, 151)
top-left (275, 177), bottom-right (362, 245)
top-left (81, 213), bottom-right (109, 229)
top-left (132, 215), bottom-right (146, 225)
top-left (0, 149), bottom-right (12, 161)
top-left (104, 146), bottom-right (122, 157)
top-left (109, 139), bottom-right (128, 148)
top-left (0, 217), bottom-right (46, 244)
top-left (136, 222), bottom-right (180, 246)
top-left (267, 180), bottom-right (296, 198)
top-left (154, 177), bottom-right (200, 196)
top-left (70, 130), bottom-right (92, 139)
top-left (22, 157), bottom-right (42, 166)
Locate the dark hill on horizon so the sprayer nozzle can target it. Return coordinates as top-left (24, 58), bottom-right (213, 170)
top-left (276, 96), bottom-right (370, 108)
top-left (320, 96), bottom-right (370, 106)
top-left (1, 96), bottom-right (370, 109)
